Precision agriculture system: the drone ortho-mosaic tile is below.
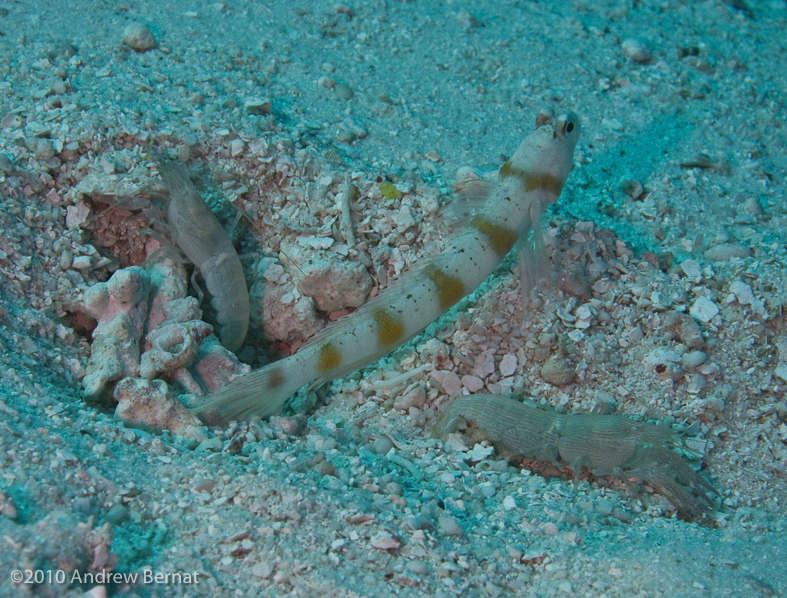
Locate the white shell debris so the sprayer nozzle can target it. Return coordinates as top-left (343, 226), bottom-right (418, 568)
top-left (465, 443), bottom-right (495, 461)
top-left (297, 236), bottom-right (335, 250)
top-left (690, 296), bottom-right (720, 323)
top-left (644, 348), bottom-right (684, 382)
top-left (65, 202), bottom-right (91, 229)
top-left (370, 533), bottom-right (400, 551)
top-left (681, 259), bottom-right (704, 281)
top-left (499, 353), bottom-right (518, 377)
top-left (727, 280), bottom-right (766, 316)
top-left (728, 280), bottom-right (754, 305)
top-left (574, 303), bottom-right (594, 329)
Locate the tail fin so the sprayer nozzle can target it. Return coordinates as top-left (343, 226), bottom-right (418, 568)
top-left (186, 357), bottom-right (303, 425)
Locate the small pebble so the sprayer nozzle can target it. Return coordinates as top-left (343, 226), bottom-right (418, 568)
top-left (657, 251), bottom-right (674, 270)
top-left (479, 482), bottom-right (496, 498)
top-left (105, 504), bottom-right (130, 524)
top-left (271, 414), bottom-right (307, 437)
top-left (394, 385), bottom-right (426, 411)
top-left (686, 373), bottom-right (706, 394)
top-left (334, 82), bottom-right (354, 100)
top-left (703, 243), bottom-right (752, 262)
top-left (244, 97), bottom-right (271, 115)
top-left (620, 178), bottom-right (644, 199)
top-left (82, 587), bottom-right (107, 598)
top-left (542, 522), bottom-right (559, 535)
top-left (293, 255), bottom-right (373, 312)
top-left (437, 514), bottom-right (464, 537)
top-left (540, 355), bottom-right (575, 386)
top-left (385, 481), bottom-right (403, 496)
top-left (682, 350), bottom-right (708, 369)
top-left (741, 195), bottom-right (762, 218)
top-left (621, 38), bottom-right (652, 63)
top-left (558, 581), bottom-right (573, 595)
top-left (71, 255), bottom-right (93, 270)
top-left (66, 203), bottom-right (91, 229)
top-left (462, 375), bottom-right (484, 392)
top-left (272, 572), bottom-right (289, 584)
top-left (594, 390), bottom-right (617, 413)
top-left (665, 312), bottom-right (705, 350)
top-left (372, 436), bottom-right (393, 455)
top-left (465, 444), bottom-right (495, 461)
top-left (645, 348), bottom-right (684, 381)
top-left (595, 498), bottom-right (614, 516)
top-left (59, 250), bottom-right (73, 270)
top-left (405, 560), bottom-right (429, 576)
top-left (196, 438), bottom-right (223, 452)
top-left (251, 562), bottom-right (274, 579)
top-left (440, 472), bottom-right (456, 484)
top-left (34, 139), bottom-right (55, 160)
top-left (122, 23), bottom-right (156, 52)
top-left (431, 370), bottom-right (463, 395)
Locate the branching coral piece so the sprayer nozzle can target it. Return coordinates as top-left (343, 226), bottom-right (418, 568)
top-left (82, 266), bottom-right (150, 401)
top-left (140, 298), bottom-right (213, 379)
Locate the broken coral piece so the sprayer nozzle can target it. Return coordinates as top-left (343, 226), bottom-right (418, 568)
top-left (284, 241), bottom-right (373, 312)
top-left (80, 246), bottom-right (250, 435)
top-left (173, 334), bottom-right (251, 395)
top-left (82, 266), bottom-right (150, 401)
top-left (140, 297), bottom-right (213, 379)
top-left (141, 294), bottom-right (249, 393)
top-left (144, 255), bottom-right (188, 341)
top-left (256, 282), bottom-right (322, 343)
top-left (114, 377), bottom-right (205, 441)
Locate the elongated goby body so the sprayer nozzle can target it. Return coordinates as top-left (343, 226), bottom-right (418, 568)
top-left (192, 110), bottom-right (581, 424)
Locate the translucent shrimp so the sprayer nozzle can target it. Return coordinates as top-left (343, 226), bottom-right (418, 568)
top-left (157, 161), bottom-right (248, 352)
